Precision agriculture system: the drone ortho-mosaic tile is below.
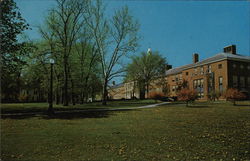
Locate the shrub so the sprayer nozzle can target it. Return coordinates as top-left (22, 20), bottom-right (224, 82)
top-left (177, 88), bottom-right (198, 106)
top-left (208, 90), bottom-right (221, 101)
top-left (148, 91), bottom-right (165, 102)
top-left (224, 88), bottom-right (246, 105)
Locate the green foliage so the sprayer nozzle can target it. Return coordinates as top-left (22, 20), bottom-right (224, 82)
top-left (0, 0), bottom-right (29, 56)
top-left (85, 0), bottom-right (140, 105)
top-left (208, 90), bottom-right (221, 101)
top-left (126, 51), bottom-right (167, 99)
top-left (0, 0), bottom-right (31, 102)
top-left (176, 79), bottom-right (189, 91)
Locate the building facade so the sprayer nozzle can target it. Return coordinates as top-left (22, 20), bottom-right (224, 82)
top-left (108, 45), bottom-right (250, 100)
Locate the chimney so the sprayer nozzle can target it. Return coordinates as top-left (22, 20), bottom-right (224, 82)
top-left (166, 64), bottom-right (172, 70)
top-left (223, 45), bottom-right (236, 55)
top-left (193, 53), bottom-right (199, 63)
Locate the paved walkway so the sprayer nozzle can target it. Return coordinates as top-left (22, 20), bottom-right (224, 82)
top-left (107, 102), bottom-right (170, 111)
top-left (1, 102), bottom-right (171, 116)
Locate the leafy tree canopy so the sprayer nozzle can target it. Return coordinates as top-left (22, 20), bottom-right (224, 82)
top-left (1, 0), bottom-right (30, 102)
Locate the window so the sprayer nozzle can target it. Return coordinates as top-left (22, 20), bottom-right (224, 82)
top-left (233, 76), bottom-right (238, 87)
top-left (193, 79), bottom-right (204, 98)
top-left (219, 77), bottom-right (223, 93)
top-left (172, 76), bottom-right (175, 82)
top-left (200, 66), bottom-right (204, 74)
top-left (175, 75), bottom-right (179, 82)
top-left (240, 65), bottom-right (244, 69)
top-left (233, 64), bottom-right (236, 68)
top-left (186, 72), bottom-right (189, 76)
top-left (194, 68), bottom-right (197, 75)
top-left (240, 76), bottom-right (245, 87)
top-left (208, 65), bottom-right (212, 73)
top-left (198, 79), bottom-right (201, 87)
top-left (194, 80), bottom-right (197, 89)
top-left (218, 64), bottom-right (222, 69)
top-left (200, 79), bottom-right (204, 88)
top-left (179, 74), bottom-right (182, 80)
top-left (248, 66), bottom-right (250, 70)
top-left (172, 86), bottom-right (175, 92)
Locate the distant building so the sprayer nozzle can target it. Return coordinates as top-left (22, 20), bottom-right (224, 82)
top-left (108, 83), bottom-right (125, 100)
top-left (108, 45), bottom-right (250, 100)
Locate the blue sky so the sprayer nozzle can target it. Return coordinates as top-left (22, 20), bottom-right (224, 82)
top-left (16, 0), bottom-right (250, 68)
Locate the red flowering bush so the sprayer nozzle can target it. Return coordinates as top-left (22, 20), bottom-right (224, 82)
top-left (148, 91), bottom-right (165, 102)
top-left (224, 88), bottom-right (246, 105)
top-left (177, 88), bottom-right (198, 106)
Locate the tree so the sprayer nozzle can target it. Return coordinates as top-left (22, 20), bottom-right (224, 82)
top-left (176, 79), bottom-right (189, 91)
top-left (0, 0), bottom-right (30, 102)
top-left (40, 0), bottom-right (87, 106)
top-left (85, 0), bottom-right (140, 105)
top-left (177, 88), bottom-right (198, 107)
top-left (73, 32), bottom-right (101, 103)
top-left (126, 51), bottom-right (167, 99)
top-left (224, 88), bottom-right (246, 106)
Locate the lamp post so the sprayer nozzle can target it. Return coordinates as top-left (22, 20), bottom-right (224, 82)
top-left (48, 58), bottom-right (55, 115)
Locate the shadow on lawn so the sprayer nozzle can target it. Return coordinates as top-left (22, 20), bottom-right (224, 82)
top-left (1, 108), bottom-right (135, 120)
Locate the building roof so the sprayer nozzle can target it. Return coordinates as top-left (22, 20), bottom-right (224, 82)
top-left (165, 52), bottom-right (250, 76)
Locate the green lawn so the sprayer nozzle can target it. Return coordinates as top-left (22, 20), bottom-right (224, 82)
top-left (1, 101), bottom-right (250, 160)
top-left (1, 99), bottom-right (159, 114)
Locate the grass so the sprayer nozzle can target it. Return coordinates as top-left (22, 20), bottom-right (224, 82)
top-left (1, 99), bottom-right (159, 114)
top-left (1, 101), bottom-right (250, 160)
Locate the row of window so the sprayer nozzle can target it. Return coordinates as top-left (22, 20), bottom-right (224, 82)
top-left (171, 74), bottom-right (182, 82)
top-left (193, 79), bottom-right (204, 98)
top-left (232, 64), bottom-right (250, 70)
top-left (233, 76), bottom-right (250, 88)
top-left (170, 64), bottom-right (219, 82)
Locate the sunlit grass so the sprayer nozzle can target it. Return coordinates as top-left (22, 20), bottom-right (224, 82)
top-left (1, 101), bottom-right (250, 160)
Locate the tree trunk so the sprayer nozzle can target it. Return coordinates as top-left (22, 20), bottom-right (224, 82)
top-left (63, 57), bottom-right (69, 106)
top-left (146, 83), bottom-right (149, 99)
top-left (55, 80), bottom-right (60, 105)
top-left (102, 80), bottom-right (108, 105)
top-left (69, 74), bottom-right (75, 105)
top-left (80, 92), bottom-right (84, 104)
top-left (56, 86), bottom-right (60, 105)
top-left (139, 81), bottom-right (146, 99)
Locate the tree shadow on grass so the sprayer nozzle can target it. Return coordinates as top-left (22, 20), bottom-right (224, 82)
top-left (1, 113), bottom-right (40, 119)
top-left (1, 108), bottom-right (135, 120)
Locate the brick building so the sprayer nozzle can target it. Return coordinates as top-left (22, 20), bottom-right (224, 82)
top-left (108, 45), bottom-right (250, 100)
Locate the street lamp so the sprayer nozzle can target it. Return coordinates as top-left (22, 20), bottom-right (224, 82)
top-left (48, 58), bottom-right (55, 115)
